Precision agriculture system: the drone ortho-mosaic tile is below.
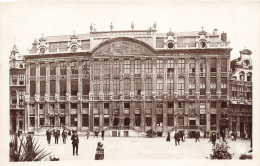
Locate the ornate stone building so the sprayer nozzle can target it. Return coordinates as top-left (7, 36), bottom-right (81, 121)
top-left (9, 44), bottom-right (26, 133)
top-left (229, 48), bottom-right (252, 138)
top-left (22, 23), bottom-right (232, 136)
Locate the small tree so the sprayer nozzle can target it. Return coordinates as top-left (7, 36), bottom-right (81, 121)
top-left (208, 142), bottom-right (233, 159)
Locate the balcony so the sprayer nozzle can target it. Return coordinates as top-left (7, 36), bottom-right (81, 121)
top-left (49, 96), bottom-right (55, 101)
top-left (210, 72), bottom-right (217, 77)
top-left (59, 96), bottom-right (66, 101)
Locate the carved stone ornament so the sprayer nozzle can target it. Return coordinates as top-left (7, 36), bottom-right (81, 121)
top-left (173, 92), bottom-right (178, 99)
top-left (99, 93), bottom-right (104, 101)
top-left (109, 92), bottom-right (114, 101)
top-left (130, 91), bottom-right (134, 99)
top-left (185, 92), bottom-right (189, 100)
top-left (188, 111), bottom-right (197, 118)
top-left (89, 93), bottom-right (93, 100)
top-left (35, 94), bottom-right (39, 102)
top-left (93, 41), bottom-right (153, 56)
top-left (45, 94), bottom-right (50, 102)
top-left (55, 94), bottom-right (59, 101)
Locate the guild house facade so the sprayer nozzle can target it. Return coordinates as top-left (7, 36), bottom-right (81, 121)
top-left (18, 23), bottom-right (235, 136)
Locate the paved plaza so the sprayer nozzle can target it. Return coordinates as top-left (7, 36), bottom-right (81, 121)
top-left (29, 135), bottom-right (252, 160)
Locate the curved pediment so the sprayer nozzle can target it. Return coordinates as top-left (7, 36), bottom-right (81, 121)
top-left (91, 37), bottom-right (155, 56)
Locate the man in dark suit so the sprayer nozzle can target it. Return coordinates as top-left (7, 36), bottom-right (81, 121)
top-left (174, 130), bottom-right (180, 146)
top-left (54, 129), bottom-right (60, 144)
top-left (195, 131), bottom-right (200, 143)
top-left (212, 131), bottom-right (217, 146)
top-left (46, 129), bottom-right (52, 145)
top-left (71, 131), bottom-right (79, 155)
top-left (101, 130), bottom-right (105, 140)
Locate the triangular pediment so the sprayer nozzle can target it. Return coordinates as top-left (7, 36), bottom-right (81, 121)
top-left (91, 37), bottom-right (155, 56)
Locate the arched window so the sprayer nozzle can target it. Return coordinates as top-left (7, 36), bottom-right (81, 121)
top-left (239, 72), bottom-right (244, 81)
top-left (244, 60), bottom-right (250, 68)
top-left (71, 45), bottom-right (77, 52)
top-left (11, 90), bottom-right (17, 104)
top-left (247, 72), bottom-right (252, 82)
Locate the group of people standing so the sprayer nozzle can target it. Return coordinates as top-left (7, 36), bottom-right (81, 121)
top-left (46, 129), bottom-right (68, 145)
top-left (166, 130), bottom-right (202, 146)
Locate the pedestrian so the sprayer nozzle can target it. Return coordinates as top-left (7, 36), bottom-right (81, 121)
top-left (180, 130), bottom-right (184, 142)
top-left (208, 132), bottom-right (212, 143)
top-left (174, 130), bottom-right (180, 146)
top-left (68, 130), bottom-right (71, 136)
top-left (26, 134), bottom-right (33, 149)
top-left (216, 131), bottom-right (220, 141)
top-left (86, 130), bottom-right (90, 139)
top-left (195, 131), bottom-right (200, 143)
top-left (71, 131), bottom-right (79, 155)
top-left (221, 129), bottom-right (225, 142)
top-left (46, 129), bottom-right (52, 145)
top-left (55, 129), bottom-right (60, 144)
top-left (94, 129), bottom-right (99, 138)
top-left (95, 142), bottom-right (104, 160)
top-left (166, 131), bottom-right (171, 142)
top-left (212, 132), bottom-right (216, 146)
top-left (62, 129), bottom-right (67, 144)
top-left (234, 131), bottom-right (237, 141)
top-left (101, 130), bottom-right (105, 140)
top-left (231, 132), bottom-right (234, 141)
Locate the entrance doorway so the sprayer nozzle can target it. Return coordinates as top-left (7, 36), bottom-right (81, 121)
top-left (240, 122), bottom-right (244, 135)
top-left (12, 118), bottom-right (16, 133)
top-left (50, 117), bottom-right (55, 125)
top-left (19, 120), bottom-right (23, 130)
top-left (124, 117), bottom-right (130, 126)
top-left (113, 117), bottom-right (119, 126)
top-left (60, 117), bottom-right (65, 125)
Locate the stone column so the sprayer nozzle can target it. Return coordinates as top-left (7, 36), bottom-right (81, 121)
top-left (130, 102), bottom-right (135, 127)
top-left (109, 101), bottom-right (113, 126)
top-left (25, 103), bottom-right (29, 133)
top-left (66, 60), bottom-right (71, 126)
top-left (140, 58), bottom-right (145, 132)
top-left (36, 62), bottom-right (40, 96)
top-left (99, 102), bottom-right (104, 130)
top-left (174, 100), bottom-right (178, 127)
top-left (45, 62), bottom-right (50, 95)
top-left (89, 102), bottom-right (93, 132)
top-left (55, 60), bottom-right (60, 96)
top-left (35, 103), bottom-right (39, 130)
top-left (206, 101), bottom-right (210, 132)
top-left (236, 116), bottom-right (240, 136)
top-left (184, 58), bottom-right (190, 127)
top-left (152, 100), bottom-right (156, 131)
top-left (141, 100), bottom-right (145, 132)
top-left (163, 100), bottom-right (167, 132)
top-left (216, 101), bottom-right (221, 131)
top-left (77, 61), bottom-right (83, 131)
top-left (77, 102), bottom-right (82, 131)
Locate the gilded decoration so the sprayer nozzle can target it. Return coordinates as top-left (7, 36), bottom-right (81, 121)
top-left (93, 41), bottom-right (153, 56)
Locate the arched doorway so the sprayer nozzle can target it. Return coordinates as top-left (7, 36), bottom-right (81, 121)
top-left (124, 117), bottom-right (130, 126)
top-left (113, 117), bottom-right (119, 126)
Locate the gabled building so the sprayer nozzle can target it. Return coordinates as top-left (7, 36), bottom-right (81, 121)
top-left (21, 23), bottom-right (232, 137)
top-left (229, 48), bottom-right (252, 138)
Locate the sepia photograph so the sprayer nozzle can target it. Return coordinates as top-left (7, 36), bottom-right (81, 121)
top-left (0, 1), bottom-right (259, 166)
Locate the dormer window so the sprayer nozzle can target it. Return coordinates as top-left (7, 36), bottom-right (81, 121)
top-left (199, 40), bottom-right (207, 48)
top-left (244, 60), bottom-right (250, 68)
top-left (71, 45), bottom-right (78, 52)
top-left (167, 41), bottom-right (174, 49)
top-left (39, 47), bottom-right (46, 54)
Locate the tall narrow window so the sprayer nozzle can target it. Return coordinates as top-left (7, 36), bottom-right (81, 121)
top-left (210, 77), bottom-right (217, 95)
top-left (71, 80), bottom-right (78, 96)
top-left (103, 60), bottom-right (110, 74)
top-left (19, 74), bottom-right (24, 85)
top-left (124, 59), bottom-right (130, 73)
top-left (135, 78), bottom-right (141, 95)
top-left (82, 61), bottom-right (90, 74)
top-left (189, 78), bottom-right (195, 95)
top-left (60, 62), bottom-right (67, 75)
top-left (157, 60), bottom-right (163, 73)
top-left (221, 58), bottom-right (227, 72)
top-left (93, 79), bottom-right (100, 96)
top-left (50, 80), bottom-right (56, 96)
top-left (114, 60), bottom-right (120, 73)
top-left (60, 80), bottom-right (66, 96)
top-left (82, 79), bottom-right (90, 95)
top-left (103, 78), bottom-right (110, 96)
top-left (12, 75), bottom-right (17, 85)
top-left (200, 77), bottom-right (206, 95)
top-left (30, 64), bottom-right (36, 76)
top-left (135, 60), bottom-right (141, 74)
top-left (50, 62), bottom-right (56, 75)
top-left (210, 58), bottom-right (217, 72)
top-left (156, 78), bottom-right (163, 95)
top-left (30, 81), bottom-right (36, 97)
top-left (167, 77), bottom-right (174, 95)
top-left (18, 91), bottom-right (24, 106)
top-left (94, 60), bottom-right (100, 75)
top-left (189, 59), bottom-right (195, 73)
top-left (145, 59), bottom-right (152, 73)
top-left (71, 62), bottom-right (78, 74)
top-left (178, 77), bottom-right (185, 95)
top-left (167, 59), bottom-right (174, 76)
top-left (40, 81), bottom-right (45, 96)
top-left (113, 78), bottom-right (120, 95)
top-left (82, 114), bottom-right (89, 127)
top-left (221, 77), bottom-right (227, 95)
top-left (11, 91), bottom-right (17, 104)
top-left (145, 78), bottom-right (152, 96)
top-left (124, 79), bottom-right (130, 95)
top-left (200, 58), bottom-right (206, 76)
top-left (40, 64), bottom-right (46, 76)
top-left (178, 59), bottom-right (185, 73)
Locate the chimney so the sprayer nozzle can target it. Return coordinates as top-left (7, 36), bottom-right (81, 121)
top-left (213, 29), bottom-right (218, 35)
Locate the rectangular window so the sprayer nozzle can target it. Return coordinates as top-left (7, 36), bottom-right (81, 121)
top-left (71, 103), bottom-right (77, 109)
top-left (71, 80), bottom-right (78, 96)
top-left (30, 81), bottom-right (36, 97)
top-left (114, 60), bottom-right (120, 73)
top-left (124, 59), bottom-right (130, 73)
top-left (178, 102), bottom-right (184, 108)
top-left (113, 78), bottom-right (120, 95)
top-left (200, 77), bottom-right (206, 95)
top-left (60, 80), bottom-right (66, 96)
top-left (94, 116), bottom-right (99, 126)
top-left (94, 60), bottom-right (100, 74)
top-left (145, 78), bottom-right (152, 96)
top-left (11, 91), bottom-right (17, 104)
top-left (93, 79), bottom-right (100, 96)
top-left (221, 58), bottom-right (227, 72)
top-left (18, 91), bottom-right (24, 105)
top-left (135, 60), bottom-right (141, 74)
top-left (210, 77), bottom-right (217, 95)
top-left (82, 114), bottom-right (89, 127)
top-left (210, 114), bottom-right (216, 125)
top-left (146, 117), bottom-right (152, 126)
top-left (157, 60), bottom-right (163, 73)
top-left (167, 77), bottom-right (174, 95)
top-left (167, 59), bottom-right (174, 76)
top-left (103, 78), bottom-right (110, 96)
top-left (60, 103), bottom-right (65, 109)
top-left (71, 115), bottom-right (77, 127)
top-left (12, 75), bottom-right (17, 85)
top-left (156, 78), bottom-right (163, 95)
top-left (221, 77), bottom-right (227, 95)
top-left (19, 74), bottom-right (24, 85)
top-left (135, 78), bottom-right (141, 95)
top-left (40, 118), bottom-right (45, 126)
top-left (104, 103), bottom-right (109, 109)
top-left (145, 59), bottom-right (152, 73)
top-left (82, 103), bottom-right (89, 108)
top-left (82, 79), bottom-right (90, 95)
top-left (103, 60), bottom-right (110, 74)
top-left (60, 62), bottom-right (67, 75)
top-left (124, 103), bottom-right (130, 109)
top-left (178, 58), bottom-right (185, 73)
top-left (30, 64), bottom-right (36, 76)
top-left (168, 102), bottom-right (173, 108)
top-left (189, 59), bottom-right (195, 73)
top-left (29, 117), bottom-right (35, 126)
top-left (178, 77), bottom-right (185, 95)
top-left (189, 102), bottom-right (195, 111)
top-left (157, 114), bottom-right (163, 125)
top-left (167, 114), bottom-right (174, 126)
top-left (221, 102), bottom-right (227, 108)
top-left (200, 58), bottom-right (206, 75)
top-left (50, 80), bottom-right (56, 96)
top-left (49, 104), bottom-right (55, 109)
top-left (40, 81), bottom-right (46, 96)
top-left (200, 114), bottom-right (206, 125)
top-left (83, 61), bottom-right (90, 74)
top-left (189, 78), bottom-right (195, 95)
top-left (50, 62), bottom-right (56, 75)
top-left (210, 58), bottom-right (217, 72)
top-left (135, 114), bottom-right (141, 126)
top-left (124, 79), bottom-right (130, 95)
top-left (71, 62), bottom-right (78, 74)
top-left (104, 117), bottom-right (109, 126)
top-left (40, 64), bottom-right (46, 76)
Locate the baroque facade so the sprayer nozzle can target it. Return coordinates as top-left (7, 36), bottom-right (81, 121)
top-left (229, 49), bottom-right (253, 138)
top-left (15, 23), bottom-right (236, 136)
